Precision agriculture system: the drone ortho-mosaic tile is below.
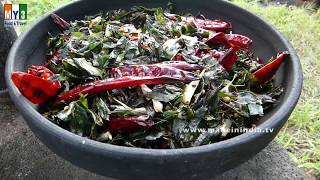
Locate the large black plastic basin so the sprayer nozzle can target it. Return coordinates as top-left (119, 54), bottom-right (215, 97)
top-left (5, 0), bottom-right (303, 179)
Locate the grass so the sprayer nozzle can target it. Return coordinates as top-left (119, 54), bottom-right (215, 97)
top-left (7, 0), bottom-right (72, 32)
top-left (231, 1), bottom-right (320, 177)
top-left (17, 0), bottom-right (320, 177)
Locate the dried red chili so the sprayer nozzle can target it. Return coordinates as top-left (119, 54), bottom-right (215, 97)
top-left (191, 18), bottom-right (232, 32)
top-left (51, 13), bottom-right (70, 32)
top-left (109, 63), bottom-right (202, 78)
top-left (108, 115), bottom-right (154, 133)
top-left (205, 32), bottom-right (252, 50)
top-left (11, 72), bottom-right (61, 104)
top-left (27, 66), bottom-right (61, 88)
top-left (226, 33), bottom-right (253, 50)
top-left (11, 66), bottom-right (61, 104)
top-left (173, 53), bottom-right (185, 61)
top-left (218, 48), bottom-right (238, 71)
top-left (57, 75), bottom-right (198, 103)
top-left (252, 51), bottom-right (289, 85)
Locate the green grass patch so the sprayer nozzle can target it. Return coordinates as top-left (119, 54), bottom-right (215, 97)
top-left (20, 0), bottom-right (320, 177)
top-left (231, 0), bottom-right (320, 177)
top-left (11, 0), bottom-right (71, 32)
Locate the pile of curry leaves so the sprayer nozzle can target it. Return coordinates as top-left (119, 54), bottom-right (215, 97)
top-left (43, 5), bottom-right (283, 149)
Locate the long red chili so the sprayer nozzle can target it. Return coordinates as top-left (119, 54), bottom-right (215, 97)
top-left (47, 49), bottom-right (62, 64)
top-left (252, 51), bottom-right (289, 85)
top-left (57, 75), bottom-right (198, 103)
top-left (51, 13), bottom-right (70, 32)
top-left (110, 62), bottom-right (203, 78)
top-left (108, 115), bottom-right (154, 133)
top-left (12, 62), bottom-right (200, 104)
top-left (48, 13), bottom-right (69, 66)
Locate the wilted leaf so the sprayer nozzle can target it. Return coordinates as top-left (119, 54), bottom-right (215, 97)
top-left (88, 109), bottom-right (104, 126)
top-left (148, 86), bottom-right (182, 103)
top-left (62, 59), bottom-right (83, 76)
top-left (248, 103), bottom-right (264, 116)
top-left (145, 132), bottom-right (164, 141)
top-left (57, 102), bottom-right (76, 121)
top-left (94, 98), bottom-right (110, 121)
top-left (235, 92), bottom-right (265, 116)
top-left (97, 131), bottom-right (113, 142)
top-left (73, 58), bottom-right (103, 77)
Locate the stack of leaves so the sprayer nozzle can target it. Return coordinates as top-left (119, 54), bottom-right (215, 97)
top-left (11, 5), bottom-right (288, 149)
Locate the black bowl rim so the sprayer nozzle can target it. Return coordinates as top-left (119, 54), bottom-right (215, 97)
top-left (5, 0), bottom-right (302, 157)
